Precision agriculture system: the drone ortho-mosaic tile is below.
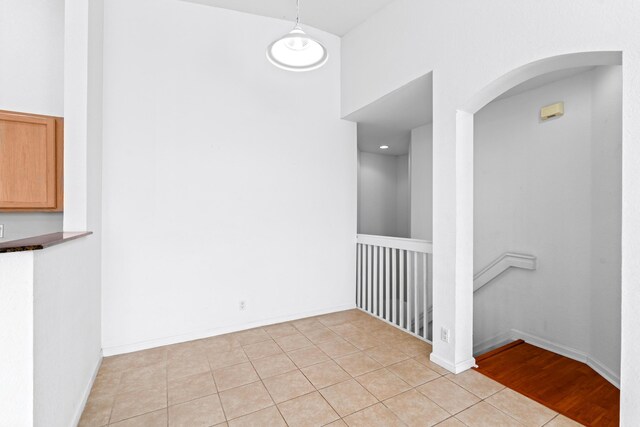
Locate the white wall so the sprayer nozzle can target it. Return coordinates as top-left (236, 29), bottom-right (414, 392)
top-left (396, 154), bottom-right (410, 237)
top-left (474, 70), bottom-right (593, 354)
top-left (0, 0), bottom-right (64, 116)
top-left (473, 68), bottom-right (621, 383)
top-left (410, 124), bottom-right (433, 240)
top-left (0, 0), bottom-right (65, 241)
top-left (0, 214), bottom-right (64, 242)
top-left (101, 0), bottom-right (356, 354)
top-left (590, 66), bottom-right (622, 379)
top-left (33, 237), bottom-right (102, 427)
top-left (358, 152), bottom-right (398, 236)
top-left (0, 237), bottom-right (101, 427)
top-left (358, 151), bottom-right (409, 237)
top-left (0, 252), bottom-right (34, 427)
top-left (341, 6), bottom-right (640, 418)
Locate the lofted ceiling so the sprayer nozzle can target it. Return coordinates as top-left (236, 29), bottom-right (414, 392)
top-left (180, 0), bottom-right (397, 36)
top-left (346, 73), bottom-right (433, 156)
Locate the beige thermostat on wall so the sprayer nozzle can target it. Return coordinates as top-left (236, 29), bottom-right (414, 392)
top-left (540, 102), bottom-right (564, 120)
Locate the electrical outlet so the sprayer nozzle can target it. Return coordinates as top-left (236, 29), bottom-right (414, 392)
top-left (0, 224), bottom-right (4, 238)
top-left (441, 327), bottom-right (450, 343)
top-left (239, 300), bottom-right (246, 311)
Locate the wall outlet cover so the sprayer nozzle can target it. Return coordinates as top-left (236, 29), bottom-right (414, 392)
top-left (441, 327), bottom-right (450, 343)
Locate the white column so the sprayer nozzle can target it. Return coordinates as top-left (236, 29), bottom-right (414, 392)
top-left (429, 104), bottom-right (475, 373)
top-left (63, 0), bottom-right (103, 232)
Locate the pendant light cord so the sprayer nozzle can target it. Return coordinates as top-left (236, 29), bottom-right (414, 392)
top-left (296, 0), bottom-right (300, 25)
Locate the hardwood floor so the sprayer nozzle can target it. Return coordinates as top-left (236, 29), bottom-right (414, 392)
top-left (475, 340), bottom-right (620, 426)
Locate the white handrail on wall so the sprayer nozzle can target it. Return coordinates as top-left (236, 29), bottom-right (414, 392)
top-left (356, 234), bottom-right (433, 342)
top-left (473, 252), bottom-right (537, 292)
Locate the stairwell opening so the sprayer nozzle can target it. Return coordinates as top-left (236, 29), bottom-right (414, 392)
top-left (467, 54), bottom-right (622, 390)
top-left (346, 73), bottom-right (435, 341)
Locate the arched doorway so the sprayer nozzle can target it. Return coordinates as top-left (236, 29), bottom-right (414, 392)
top-left (459, 51), bottom-right (622, 425)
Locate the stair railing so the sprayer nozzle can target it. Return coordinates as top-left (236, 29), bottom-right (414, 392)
top-left (356, 234), bottom-right (433, 342)
top-left (473, 252), bottom-right (537, 292)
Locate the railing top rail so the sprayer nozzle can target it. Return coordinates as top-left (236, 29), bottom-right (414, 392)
top-left (473, 252), bottom-right (536, 280)
top-left (473, 252), bottom-right (537, 292)
top-left (356, 234), bottom-right (433, 253)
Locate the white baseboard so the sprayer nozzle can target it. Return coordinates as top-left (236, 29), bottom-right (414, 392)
top-left (102, 303), bottom-right (356, 356)
top-left (512, 329), bottom-right (620, 388)
top-left (476, 329), bottom-right (620, 389)
top-left (473, 330), bottom-right (514, 356)
top-left (454, 357), bottom-right (477, 373)
top-left (429, 353), bottom-right (476, 374)
top-left (70, 350), bottom-right (102, 427)
top-left (511, 329), bottom-right (588, 362)
top-left (587, 355), bottom-right (620, 389)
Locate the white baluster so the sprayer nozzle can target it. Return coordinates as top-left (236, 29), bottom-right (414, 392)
top-left (355, 235), bottom-right (432, 342)
top-left (356, 244), bottom-right (361, 308)
top-left (363, 245), bottom-right (368, 312)
top-left (392, 249), bottom-right (397, 324)
top-left (362, 245), bottom-right (366, 311)
top-left (413, 252), bottom-right (420, 335)
top-left (423, 252), bottom-right (427, 339)
top-left (367, 245), bottom-right (373, 313)
top-left (428, 253), bottom-right (433, 338)
top-left (408, 252), bottom-right (412, 329)
top-left (385, 247), bottom-right (390, 322)
top-left (373, 245), bottom-right (378, 316)
top-left (399, 250), bottom-right (405, 328)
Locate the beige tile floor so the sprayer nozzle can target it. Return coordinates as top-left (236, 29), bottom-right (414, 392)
top-left (79, 310), bottom-right (583, 427)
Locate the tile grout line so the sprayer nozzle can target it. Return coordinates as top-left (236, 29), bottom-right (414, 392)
top-left (245, 351), bottom-right (291, 426)
top-left (235, 329), bottom-right (380, 423)
top-left (257, 376), bottom-right (291, 426)
top-left (109, 366), bottom-right (442, 426)
top-left (165, 354), bottom-right (169, 427)
top-left (105, 370), bottom-right (122, 425)
top-left (206, 353), bottom-right (230, 425)
top-left (481, 395), bottom-right (539, 426)
top-left (90, 311), bottom-right (440, 426)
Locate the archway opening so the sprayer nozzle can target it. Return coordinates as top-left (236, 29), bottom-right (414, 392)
top-left (462, 52), bottom-right (622, 426)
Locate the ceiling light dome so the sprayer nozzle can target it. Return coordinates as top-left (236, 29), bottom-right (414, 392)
top-left (266, 1), bottom-right (328, 72)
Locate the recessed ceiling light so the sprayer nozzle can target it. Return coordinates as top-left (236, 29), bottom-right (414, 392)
top-left (379, 145), bottom-right (389, 150)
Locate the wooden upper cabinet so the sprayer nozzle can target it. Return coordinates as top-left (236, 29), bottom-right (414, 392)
top-left (0, 110), bottom-right (63, 211)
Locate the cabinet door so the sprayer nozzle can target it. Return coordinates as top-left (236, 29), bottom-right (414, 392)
top-left (0, 111), bottom-right (58, 209)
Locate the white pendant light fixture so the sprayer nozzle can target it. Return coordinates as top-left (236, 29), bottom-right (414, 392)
top-left (266, 0), bottom-right (328, 72)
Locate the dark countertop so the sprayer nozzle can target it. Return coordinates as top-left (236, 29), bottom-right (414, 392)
top-left (0, 232), bottom-right (93, 253)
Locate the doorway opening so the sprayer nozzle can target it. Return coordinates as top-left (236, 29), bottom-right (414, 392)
top-left (465, 53), bottom-right (622, 426)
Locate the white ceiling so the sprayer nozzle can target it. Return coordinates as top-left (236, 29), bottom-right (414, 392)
top-left (492, 66), bottom-right (596, 102)
top-left (356, 124), bottom-right (412, 156)
top-left (181, 0), bottom-right (397, 36)
top-left (346, 73), bottom-right (433, 156)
